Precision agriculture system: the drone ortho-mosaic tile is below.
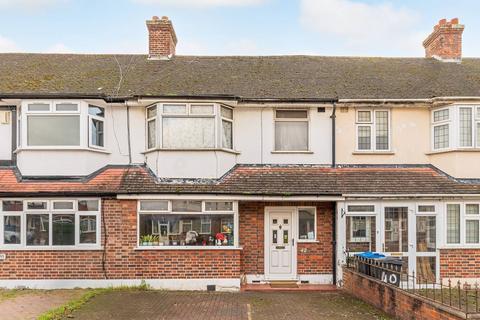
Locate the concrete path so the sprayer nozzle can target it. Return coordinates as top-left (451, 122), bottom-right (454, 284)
top-left (0, 289), bottom-right (84, 320)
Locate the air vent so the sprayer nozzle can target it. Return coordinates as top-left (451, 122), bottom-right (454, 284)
top-left (317, 107), bottom-right (326, 113)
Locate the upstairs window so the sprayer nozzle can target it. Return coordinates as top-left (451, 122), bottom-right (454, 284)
top-left (26, 102), bottom-right (80, 147)
top-left (147, 103), bottom-right (234, 151)
top-left (88, 105), bottom-right (105, 148)
top-left (19, 100), bottom-right (107, 150)
top-left (355, 110), bottom-right (390, 151)
top-left (431, 105), bottom-right (480, 151)
top-left (274, 109), bottom-right (309, 151)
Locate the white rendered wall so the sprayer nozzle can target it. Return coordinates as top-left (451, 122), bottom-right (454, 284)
top-left (235, 107), bottom-right (332, 165)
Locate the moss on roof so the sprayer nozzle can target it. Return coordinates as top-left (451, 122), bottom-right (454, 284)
top-left (1, 54), bottom-right (480, 99)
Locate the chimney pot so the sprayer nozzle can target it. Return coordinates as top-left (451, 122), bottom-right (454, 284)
top-left (423, 18), bottom-right (464, 62)
top-left (146, 15), bottom-right (177, 60)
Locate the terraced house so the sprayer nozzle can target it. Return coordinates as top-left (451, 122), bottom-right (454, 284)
top-left (0, 16), bottom-right (480, 291)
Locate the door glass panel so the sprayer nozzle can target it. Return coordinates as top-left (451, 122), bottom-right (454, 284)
top-left (283, 219), bottom-right (288, 225)
top-left (273, 230), bottom-right (277, 244)
top-left (384, 207), bottom-right (408, 252)
top-left (416, 216), bottom-right (436, 252)
top-left (272, 219), bottom-right (277, 224)
top-left (283, 230), bottom-right (288, 244)
top-left (417, 257), bottom-right (436, 283)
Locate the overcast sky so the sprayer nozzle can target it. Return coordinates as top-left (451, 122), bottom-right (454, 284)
top-left (0, 0), bottom-right (479, 57)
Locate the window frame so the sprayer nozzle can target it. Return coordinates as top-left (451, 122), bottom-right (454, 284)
top-left (136, 200), bottom-right (239, 249)
top-left (355, 109), bottom-right (391, 152)
top-left (431, 105), bottom-right (480, 152)
top-left (345, 203), bottom-right (377, 253)
top-left (444, 202), bottom-right (480, 248)
top-left (220, 106), bottom-right (234, 150)
top-left (273, 109), bottom-right (310, 152)
top-left (19, 100), bottom-right (106, 151)
top-left (146, 105), bottom-right (158, 151)
top-left (297, 207), bottom-right (317, 243)
top-left (0, 198), bottom-right (101, 250)
top-left (150, 103), bottom-right (236, 151)
top-left (88, 105), bottom-right (106, 149)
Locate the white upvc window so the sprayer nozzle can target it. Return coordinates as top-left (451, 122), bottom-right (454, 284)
top-left (274, 109), bottom-right (309, 151)
top-left (355, 109), bottom-right (390, 151)
top-left (19, 100), bottom-right (106, 150)
top-left (0, 199), bottom-right (101, 249)
top-left (88, 105), bottom-right (105, 148)
top-left (446, 202), bottom-right (480, 246)
top-left (137, 200), bottom-right (238, 248)
top-left (345, 204), bottom-right (377, 251)
top-left (297, 207), bottom-right (316, 242)
top-left (147, 103), bottom-right (234, 151)
top-left (146, 105), bottom-right (157, 150)
top-left (431, 105), bottom-right (480, 151)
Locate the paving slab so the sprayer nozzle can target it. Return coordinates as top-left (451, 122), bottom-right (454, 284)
top-left (68, 291), bottom-right (392, 320)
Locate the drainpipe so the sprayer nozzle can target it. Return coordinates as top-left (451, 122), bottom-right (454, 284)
top-left (330, 102), bottom-right (337, 168)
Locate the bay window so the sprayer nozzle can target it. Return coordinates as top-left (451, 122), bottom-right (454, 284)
top-left (138, 200), bottom-right (238, 248)
top-left (0, 199), bottom-right (100, 248)
top-left (355, 110), bottom-right (390, 151)
top-left (274, 109), bottom-right (309, 151)
top-left (431, 105), bottom-right (480, 151)
top-left (147, 103), bottom-right (234, 151)
top-left (19, 100), bottom-right (107, 150)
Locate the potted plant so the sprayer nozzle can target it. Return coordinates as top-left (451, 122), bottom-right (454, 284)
top-left (140, 235), bottom-right (149, 246)
top-left (152, 235), bottom-right (159, 246)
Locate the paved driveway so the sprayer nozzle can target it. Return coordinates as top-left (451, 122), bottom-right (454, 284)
top-left (69, 291), bottom-right (391, 320)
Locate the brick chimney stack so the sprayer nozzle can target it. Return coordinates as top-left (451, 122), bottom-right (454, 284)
top-left (146, 16), bottom-right (177, 60)
top-left (423, 18), bottom-right (464, 62)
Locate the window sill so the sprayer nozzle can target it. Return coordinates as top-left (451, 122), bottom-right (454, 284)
top-left (439, 245), bottom-right (480, 249)
top-left (352, 151), bottom-right (394, 155)
top-left (134, 246), bottom-right (243, 251)
top-left (0, 246), bottom-right (103, 251)
top-left (14, 147), bottom-right (111, 154)
top-left (271, 151), bottom-right (314, 154)
top-left (426, 148), bottom-right (480, 155)
top-left (143, 148), bottom-right (241, 155)
top-left (297, 240), bottom-right (319, 243)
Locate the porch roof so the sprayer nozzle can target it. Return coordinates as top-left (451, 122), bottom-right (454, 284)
top-left (1, 164), bottom-right (480, 197)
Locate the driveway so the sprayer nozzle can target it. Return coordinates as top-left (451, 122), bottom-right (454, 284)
top-left (68, 291), bottom-right (391, 320)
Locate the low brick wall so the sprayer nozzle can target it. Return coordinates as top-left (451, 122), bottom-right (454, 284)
top-left (440, 249), bottom-right (480, 279)
top-left (342, 267), bottom-right (469, 320)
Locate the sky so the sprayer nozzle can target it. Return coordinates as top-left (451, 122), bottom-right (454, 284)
top-left (0, 0), bottom-right (479, 57)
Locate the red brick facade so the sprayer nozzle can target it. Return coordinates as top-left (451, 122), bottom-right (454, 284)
top-left (0, 199), bottom-right (240, 280)
top-left (239, 201), bottom-right (334, 276)
top-left (440, 249), bottom-right (480, 279)
top-left (343, 268), bottom-right (466, 320)
top-left (0, 199), bottom-right (333, 281)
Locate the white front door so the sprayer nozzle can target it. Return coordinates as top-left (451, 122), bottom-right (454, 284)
top-left (265, 208), bottom-right (296, 280)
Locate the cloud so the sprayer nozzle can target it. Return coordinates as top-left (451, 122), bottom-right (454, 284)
top-left (133, 0), bottom-right (267, 7)
top-left (300, 0), bottom-right (425, 56)
top-left (0, 35), bottom-right (19, 53)
top-left (44, 43), bottom-right (75, 54)
top-left (0, 0), bottom-right (65, 9)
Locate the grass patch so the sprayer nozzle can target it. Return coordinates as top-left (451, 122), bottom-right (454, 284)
top-left (37, 281), bottom-right (151, 320)
top-left (0, 289), bottom-right (38, 302)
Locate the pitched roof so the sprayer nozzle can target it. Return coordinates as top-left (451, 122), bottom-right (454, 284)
top-left (1, 54), bottom-right (480, 100)
top-left (1, 164), bottom-right (480, 197)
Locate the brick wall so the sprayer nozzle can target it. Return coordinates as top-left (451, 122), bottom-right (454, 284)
top-left (343, 268), bottom-right (467, 320)
top-left (0, 199), bottom-right (241, 280)
top-left (239, 201), bottom-right (334, 276)
top-left (440, 249), bottom-right (480, 279)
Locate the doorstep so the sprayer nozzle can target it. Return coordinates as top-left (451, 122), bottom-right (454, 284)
top-left (241, 282), bottom-right (337, 292)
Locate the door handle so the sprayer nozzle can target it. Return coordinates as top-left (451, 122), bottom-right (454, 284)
top-left (292, 239), bottom-right (295, 246)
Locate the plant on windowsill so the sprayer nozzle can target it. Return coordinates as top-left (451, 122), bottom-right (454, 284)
top-left (140, 235), bottom-right (159, 246)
